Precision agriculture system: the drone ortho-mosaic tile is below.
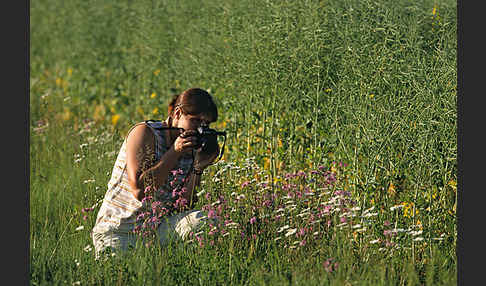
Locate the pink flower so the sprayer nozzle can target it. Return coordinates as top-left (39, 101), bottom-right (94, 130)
top-left (171, 169), bottom-right (183, 176)
top-left (174, 197), bottom-right (188, 209)
top-left (340, 216), bottom-right (347, 223)
top-left (249, 217), bottom-right (257, 224)
top-left (241, 181), bottom-right (250, 188)
top-left (298, 228), bottom-right (306, 237)
top-left (144, 186), bottom-right (152, 194)
top-left (323, 258), bottom-right (338, 273)
top-left (207, 209), bottom-right (217, 219)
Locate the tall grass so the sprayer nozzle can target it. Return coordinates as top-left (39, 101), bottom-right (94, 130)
top-left (30, 0), bottom-right (456, 284)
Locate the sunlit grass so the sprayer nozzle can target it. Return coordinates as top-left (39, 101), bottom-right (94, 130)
top-left (30, 0), bottom-right (456, 284)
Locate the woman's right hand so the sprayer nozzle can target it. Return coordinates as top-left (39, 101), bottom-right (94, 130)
top-left (173, 130), bottom-right (199, 154)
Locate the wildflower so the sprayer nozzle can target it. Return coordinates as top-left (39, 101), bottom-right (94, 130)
top-left (285, 228), bottom-right (297, 237)
top-left (390, 205), bottom-right (403, 211)
top-left (323, 258), bottom-right (338, 273)
top-left (83, 245), bottom-right (93, 252)
top-left (207, 209), bottom-right (217, 219)
top-left (277, 225), bottom-right (290, 233)
top-left (298, 228), bottom-right (306, 237)
top-left (111, 114), bottom-right (120, 126)
top-left (150, 92), bottom-right (157, 99)
top-left (383, 230), bottom-right (396, 237)
top-left (241, 181), bottom-right (250, 188)
top-left (362, 212), bottom-right (378, 218)
top-left (369, 239), bottom-right (381, 244)
top-left (75, 226), bottom-right (84, 231)
top-left (413, 237), bottom-right (424, 242)
top-left (409, 230), bottom-right (423, 236)
top-left (249, 217), bottom-right (257, 224)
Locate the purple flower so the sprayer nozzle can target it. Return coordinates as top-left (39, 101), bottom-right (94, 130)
top-left (171, 169), bottom-right (183, 176)
top-left (144, 186), bottom-right (152, 194)
top-left (174, 197), bottom-right (188, 209)
top-left (207, 209), bottom-right (217, 219)
top-left (298, 228), bottom-right (306, 236)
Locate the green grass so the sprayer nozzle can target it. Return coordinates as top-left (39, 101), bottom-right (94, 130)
top-left (30, 0), bottom-right (457, 285)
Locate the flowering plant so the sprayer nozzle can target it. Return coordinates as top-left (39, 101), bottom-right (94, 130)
top-left (132, 168), bottom-right (190, 245)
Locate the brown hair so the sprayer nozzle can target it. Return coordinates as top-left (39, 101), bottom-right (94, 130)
top-left (168, 88), bottom-right (218, 123)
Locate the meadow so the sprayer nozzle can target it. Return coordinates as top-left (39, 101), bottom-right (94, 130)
top-left (30, 0), bottom-right (457, 285)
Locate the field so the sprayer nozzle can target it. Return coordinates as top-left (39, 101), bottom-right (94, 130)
top-left (30, 0), bottom-right (457, 285)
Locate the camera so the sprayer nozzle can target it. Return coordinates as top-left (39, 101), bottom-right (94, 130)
top-left (193, 126), bottom-right (226, 154)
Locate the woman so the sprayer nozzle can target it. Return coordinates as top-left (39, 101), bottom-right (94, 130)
top-left (91, 87), bottom-right (220, 257)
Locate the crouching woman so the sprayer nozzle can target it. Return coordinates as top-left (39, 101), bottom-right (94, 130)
top-left (91, 88), bottom-right (220, 258)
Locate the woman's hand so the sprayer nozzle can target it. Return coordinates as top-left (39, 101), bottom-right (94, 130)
top-left (173, 130), bottom-right (199, 154)
top-left (193, 143), bottom-right (220, 171)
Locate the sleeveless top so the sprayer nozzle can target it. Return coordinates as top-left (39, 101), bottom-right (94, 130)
top-left (92, 120), bottom-right (194, 235)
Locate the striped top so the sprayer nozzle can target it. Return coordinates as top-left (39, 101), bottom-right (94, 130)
top-left (92, 121), bottom-right (194, 235)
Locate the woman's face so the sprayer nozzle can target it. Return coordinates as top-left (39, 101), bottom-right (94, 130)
top-left (173, 108), bottom-right (211, 131)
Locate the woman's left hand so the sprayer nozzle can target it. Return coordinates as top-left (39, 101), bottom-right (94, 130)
top-left (193, 144), bottom-right (220, 171)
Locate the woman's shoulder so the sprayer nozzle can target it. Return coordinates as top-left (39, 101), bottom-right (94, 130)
top-left (125, 122), bottom-right (155, 145)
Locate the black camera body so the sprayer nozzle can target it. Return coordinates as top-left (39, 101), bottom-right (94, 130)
top-left (194, 126), bottom-right (225, 153)
top-left (145, 120), bottom-right (227, 161)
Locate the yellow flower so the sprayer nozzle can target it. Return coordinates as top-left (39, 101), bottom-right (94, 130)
top-left (67, 68), bottom-right (73, 76)
top-left (387, 182), bottom-right (397, 196)
top-left (330, 165), bottom-right (337, 173)
top-left (448, 179), bottom-right (457, 191)
top-left (152, 107), bottom-right (159, 115)
top-left (369, 94), bottom-right (375, 99)
top-left (263, 157), bottom-right (271, 170)
top-left (150, 92), bottom-right (157, 99)
top-left (325, 88), bottom-right (332, 93)
top-left (62, 108), bottom-right (71, 121)
top-left (111, 114), bottom-right (120, 126)
top-left (55, 77), bottom-right (62, 87)
top-left (432, 5), bottom-right (437, 16)
top-left (153, 69), bottom-right (160, 76)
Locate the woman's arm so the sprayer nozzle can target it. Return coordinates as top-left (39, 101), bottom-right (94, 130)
top-left (126, 125), bottom-right (199, 202)
top-left (182, 144), bottom-right (220, 207)
top-left (125, 124), bottom-right (181, 201)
